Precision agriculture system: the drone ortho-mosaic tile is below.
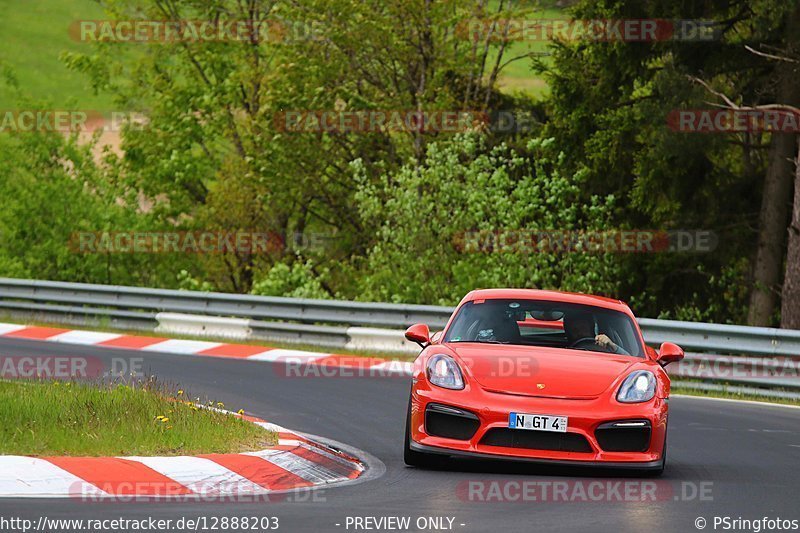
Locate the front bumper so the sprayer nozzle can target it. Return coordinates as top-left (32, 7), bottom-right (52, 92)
top-left (410, 380), bottom-right (668, 466)
top-left (409, 441), bottom-right (665, 471)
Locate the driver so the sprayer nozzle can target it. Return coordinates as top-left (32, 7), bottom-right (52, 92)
top-left (563, 311), bottom-right (630, 355)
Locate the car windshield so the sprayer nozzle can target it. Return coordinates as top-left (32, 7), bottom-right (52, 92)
top-left (443, 299), bottom-right (644, 358)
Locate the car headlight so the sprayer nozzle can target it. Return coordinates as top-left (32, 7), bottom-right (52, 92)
top-left (426, 354), bottom-right (464, 390)
top-left (617, 370), bottom-right (656, 403)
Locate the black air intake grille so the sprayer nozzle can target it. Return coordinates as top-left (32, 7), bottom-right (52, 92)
top-left (480, 428), bottom-right (592, 453)
top-left (595, 420), bottom-right (651, 452)
top-left (425, 404), bottom-right (480, 440)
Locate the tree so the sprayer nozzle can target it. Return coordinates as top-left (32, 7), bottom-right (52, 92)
top-left (64, 0), bottom-right (526, 294)
top-left (0, 104), bottom-right (183, 286)
top-left (535, 0), bottom-right (796, 323)
top-left (352, 134), bottom-right (620, 305)
top-left (688, 6), bottom-right (800, 328)
top-left (745, 3), bottom-right (800, 326)
top-left (783, 140), bottom-right (800, 328)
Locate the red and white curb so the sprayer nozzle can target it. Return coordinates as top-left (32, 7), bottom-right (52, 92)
top-left (0, 322), bottom-right (414, 376)
top-left (0, 410), bottom-right (364, 499)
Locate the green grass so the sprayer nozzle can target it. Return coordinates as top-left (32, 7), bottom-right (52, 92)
top-left (0, 0), bottom-right (115, 110)
top-left (0, 379), bottom-right (276, 456)
top-left (488, 8), bottom-right (560, 98)
top-left (0, 0), bottom-right (557, 110)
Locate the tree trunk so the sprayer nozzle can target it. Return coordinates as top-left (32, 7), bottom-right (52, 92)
top-left (747, 4), bottom-right (800, 326)
top-left (748, 132), bottom-right (798, 325)
top-left (781, 139), bottom-right (800, 329)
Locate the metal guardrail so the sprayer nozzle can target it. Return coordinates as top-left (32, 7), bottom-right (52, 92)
top-left (1, 278), bottom-right (799, 393)
top-left (637, 317), bottom-right (800, 357)
top-left (0, 278), bottom-right (450, 329)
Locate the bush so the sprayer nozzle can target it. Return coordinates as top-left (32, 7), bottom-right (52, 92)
top-left (352, 134), bottom-right (623, 305)
top-left (251, 260), bottom-right (330, 299)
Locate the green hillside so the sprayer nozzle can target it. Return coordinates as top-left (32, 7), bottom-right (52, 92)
top-left (0, 0), bottom-right (114, 110)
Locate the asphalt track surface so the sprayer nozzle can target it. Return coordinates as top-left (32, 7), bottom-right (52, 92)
top-left (0, 337), bottom-right (799, 533)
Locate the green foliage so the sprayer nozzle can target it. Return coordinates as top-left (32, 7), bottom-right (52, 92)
top-left (0, 73), bottom-right (200, 287)
top-left (530, 0), bottom-right (796, 322)
top-left (1, 0), bottom-right (785, 325)
top-left (352, 134), bottom-right (621, 305)
top-left (51, 0), bottom-right (537, 295)
top-left (177, 270), bottom-right (214, 292)
top-left (0, 124), bottom-right (128, 283)
top-left (649, 258), bottom-right (751, 323)
top-left (251, 260), bottom-right (329, 299)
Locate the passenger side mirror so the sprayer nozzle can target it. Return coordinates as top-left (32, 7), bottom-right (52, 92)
top-left (405, 323), bottom-right (431, 348)
top-left (657, 342), bottom-right (684, 367)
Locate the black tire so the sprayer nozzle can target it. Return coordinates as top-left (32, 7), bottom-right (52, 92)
top-left (403, 394), bottom-right (440, 468)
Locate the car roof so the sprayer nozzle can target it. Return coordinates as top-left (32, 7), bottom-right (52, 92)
top-left (461, 288), bottom-right (632, 315)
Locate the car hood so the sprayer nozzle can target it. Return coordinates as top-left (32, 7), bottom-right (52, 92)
top-left (446, 343), bottom-right (638, 399)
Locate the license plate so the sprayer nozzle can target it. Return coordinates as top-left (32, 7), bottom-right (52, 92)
top-left (509, 412), bottom-right (568, 433)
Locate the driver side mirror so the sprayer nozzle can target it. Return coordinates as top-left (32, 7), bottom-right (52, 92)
top-left (656, 342), bottom-right (684, 367)
top-left (405, 323), bottom-right (431, 348)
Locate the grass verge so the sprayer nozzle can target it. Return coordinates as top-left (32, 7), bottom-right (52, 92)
top-left (0, 379), bottom-right (276, 456)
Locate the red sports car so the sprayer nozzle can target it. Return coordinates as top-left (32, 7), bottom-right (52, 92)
top-left (403, 289), bottom-right (684, 475)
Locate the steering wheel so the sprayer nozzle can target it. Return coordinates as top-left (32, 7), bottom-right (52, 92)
top-left (569, 337), bottom-right (598, 350)
top-left (570, 336), bottom-right (615, 353)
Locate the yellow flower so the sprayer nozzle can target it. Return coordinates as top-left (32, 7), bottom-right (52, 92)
top-left (156, 415), bottom-right (165, 420)
top-left (216, 402), bottom-right (224, 408)
top-left (237, 409), bottom-right (245, 415)
top-left (177, 390), bottom-right (184, 396)
top-left (167, 426), bottom-right (173, 430)
top-left (161, 417), bottom-right (169, 423)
